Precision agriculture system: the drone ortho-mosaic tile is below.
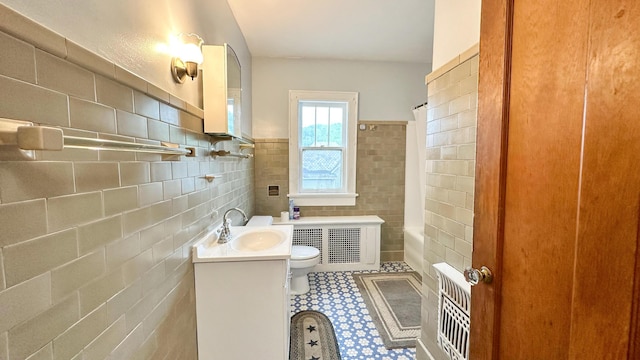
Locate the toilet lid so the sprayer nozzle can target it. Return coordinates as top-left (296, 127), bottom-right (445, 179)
top-left (291, 245), bottom-right (320, 260)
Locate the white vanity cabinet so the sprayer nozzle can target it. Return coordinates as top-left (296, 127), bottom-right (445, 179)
top-left (194, 258), bottom-right (291, 359)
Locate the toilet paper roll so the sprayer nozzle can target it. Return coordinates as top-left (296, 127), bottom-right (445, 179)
top-left (281, 211), bottom-right (289, 222)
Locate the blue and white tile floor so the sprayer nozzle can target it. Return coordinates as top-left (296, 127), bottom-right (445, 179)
top-left (290, 262), bottom-right (417, 360)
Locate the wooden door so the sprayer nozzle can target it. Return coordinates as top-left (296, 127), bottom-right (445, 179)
top-left (472, 0), bottom-right (640, 358)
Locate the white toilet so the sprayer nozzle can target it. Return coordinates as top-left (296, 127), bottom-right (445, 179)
top-left (289, 245), bottom-right (320, 295)
top-left (244, 215), bottom-right (320, 295)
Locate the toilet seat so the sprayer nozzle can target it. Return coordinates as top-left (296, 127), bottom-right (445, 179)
top-left (291, 245), bottom-right (320, 260)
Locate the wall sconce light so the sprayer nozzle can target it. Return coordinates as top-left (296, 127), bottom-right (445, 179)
top-left (171, 33), bottom-right (204, 83)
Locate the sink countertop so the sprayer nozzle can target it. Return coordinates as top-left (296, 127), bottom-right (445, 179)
top-left (192, 225), bottom-right (293, 263)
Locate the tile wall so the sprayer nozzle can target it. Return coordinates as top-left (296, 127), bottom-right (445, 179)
top-left (0, 8), bottom-right (254, 360)
top-left (253, 122), bottom-right (406, 261)
top-left (417, 50), bottom-right (478, 360)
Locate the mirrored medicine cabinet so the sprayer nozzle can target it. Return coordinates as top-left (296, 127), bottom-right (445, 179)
top-left (202, 44), bottom-right (242, 138)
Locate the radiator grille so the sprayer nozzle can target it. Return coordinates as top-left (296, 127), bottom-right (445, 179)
top-left (292, 228), bottom-right (323, 263)
top-left (433, 263), bottom-right (471, 360)
top-left (328, 228), bottom-right (360, 263)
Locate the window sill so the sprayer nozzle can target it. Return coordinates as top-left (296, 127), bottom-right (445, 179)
top-left (288, 193), bottom-right (358, 206)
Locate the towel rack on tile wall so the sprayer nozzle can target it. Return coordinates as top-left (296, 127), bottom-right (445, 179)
top-left (211, 150), bottom-right (253, 159)
top-left (0, 118), bottom-right (195, 160)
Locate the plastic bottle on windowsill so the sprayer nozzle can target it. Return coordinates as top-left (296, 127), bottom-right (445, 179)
top-left (293, 207), bottom-right (300, 220)
top-left (288, 199), bottom-right (294, 220)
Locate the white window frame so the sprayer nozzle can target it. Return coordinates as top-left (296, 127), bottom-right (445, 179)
top-left (288, 90), bottom-right (359, 206)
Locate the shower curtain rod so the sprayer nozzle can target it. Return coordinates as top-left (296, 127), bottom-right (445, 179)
top-left (413, 101), bottom-right (428, 110)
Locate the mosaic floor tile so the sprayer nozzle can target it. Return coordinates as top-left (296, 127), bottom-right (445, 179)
top-left (291, 262), bottom-right (417, 360)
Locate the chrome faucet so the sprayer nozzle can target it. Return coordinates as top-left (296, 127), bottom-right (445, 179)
top-left (218, 207), bottom-right (248, 243)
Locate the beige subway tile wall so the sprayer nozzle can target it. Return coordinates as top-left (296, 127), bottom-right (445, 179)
top-left (0, 10), bottom-right (253, 360)
top-left (253, 122), bottom-right (407, 261)
top-left (418, 52), bottom-right (478, 360)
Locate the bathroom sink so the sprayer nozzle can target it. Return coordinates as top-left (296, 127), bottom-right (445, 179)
top-left (192, 225), bottom-right (292, 263)
top-left (230, 229), bottom-right (286, 251)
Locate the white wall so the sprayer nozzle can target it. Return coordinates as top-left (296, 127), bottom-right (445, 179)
top-left (0, 0), bottom-right (253, 136)
top-left (432, 0), bottom-right (481, 69)
top-left (252, 57), bottom-right (430, 139)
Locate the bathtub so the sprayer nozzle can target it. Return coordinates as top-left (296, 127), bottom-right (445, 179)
top-left (404, 227), bottom-right (424, 272)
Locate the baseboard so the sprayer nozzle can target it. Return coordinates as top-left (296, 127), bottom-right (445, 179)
top-left (417, 339), bottom-right (435, 360)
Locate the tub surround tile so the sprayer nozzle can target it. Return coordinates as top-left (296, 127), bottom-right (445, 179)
top-left (116, 109), bottom-right (148, 138)
top-left (168, 94), bottom-right (187, 111)
top-left (139, 182), bottom-right (164, 207)
top-left (169, 125), bottom-right (187, 145)
top-left (47, 192), bottom-right (103, 234)
top-left (106, 234), bottom-right (141, 271)
top-left (142, 263), bottom-right (165, 295)
top-left (106, 280), bottom-right (142, 324)
top-left (0, 31), bottom-right (36, 83)
top-left (65, 40), bottom-right (115, 79)
top-left (69, 97), bottom-right (116, 134)
top-left (51, 250), bottom-right (105, 302)
top-left (163, 180), bottom-right (182, 201)
top-left (133, 92), bottom-right (160, 120)
top-left (83, 316), bottom-right (126, 360)
top-left (0, 75), bottom-right (69, 127)
top-left (0, 199), bottom-right (47, 248)
top-left (96, 75), bottom-right (134, 112)
top-left (0, 273), bottom-right (51, 334)
top-left (0, 249), bottom-right (5, 291)
top-left (121, 249), bottom-right (153, 286)
top-left (115, 67), bottom-right (146, 93)
top-left (35, 49), bottom-right (95, 101)
top-left (77, 215), bottom-right (122, 255)
top-left (109, 323), bottom-right (143, 360)
top-left (186, 103), bottom-right (204, 119)
top-left (147, 83), bottom-right (170, 104)
top-left (0, 162), bottom-right (75, 203)
top-left (171, 162), bottom-right (188, 179)
top-left (103, 186), bottom-right (138, 216)
top-left (0, 5), bottom-right (66, 58)
top-left (24, 343), bottom-right (52, 360)
top-left (7, 295), bottom-right (79, 360)
top-left (181, 178), bottom-right (195, 195)
top-left (151, 237), bottom-right (173, 264)
top-left (119, 162), bottom-right (150, 187)
top-left (52, 304), bottom-right (108, 360)
top-left (74, 162), bottom-right (120, 193)
top-left (147, 118), bottom-right (170, 142)
top-left (79, 270), bottom-right (124, 317)
top-left (149, 162), bottom-right (172, 182)
top-left (140, 223), bottom-right (165, 251)
top-left (159, 102), bottom-right (179, 125)
top-left (182, 112), bottom-right (203, 134)
top-left (3, 229), bottom-right (78, 288)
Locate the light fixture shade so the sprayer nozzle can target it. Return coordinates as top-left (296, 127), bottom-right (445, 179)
top-left (180, 44), bottom-right (203, 64)
top-left (171, 33), bottom-right (204, 83)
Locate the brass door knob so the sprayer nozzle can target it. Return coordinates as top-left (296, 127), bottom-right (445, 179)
top-left (464, 266), bottom-right (493, 286)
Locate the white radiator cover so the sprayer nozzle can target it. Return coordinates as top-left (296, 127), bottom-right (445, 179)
top-left (277, 216), bottom-right (383, 271)
top-left (433, 262), bottom-right (471, 360)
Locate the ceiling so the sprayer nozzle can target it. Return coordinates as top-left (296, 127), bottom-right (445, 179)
top-left (225, 0), bottom-right (435, 64)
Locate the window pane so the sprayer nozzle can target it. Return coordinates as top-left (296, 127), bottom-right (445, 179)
top-left (300, 105), bottom-right (316, 147)
top-left (301, 149), bottom-right (343, 191)
top-left (315, 107), bottom-right (329, 146)
top-left (329, 107), bottom-right (344, 146)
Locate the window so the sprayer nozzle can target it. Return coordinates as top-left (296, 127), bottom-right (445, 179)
top-left (289, 90), bottom-right (359, 206)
